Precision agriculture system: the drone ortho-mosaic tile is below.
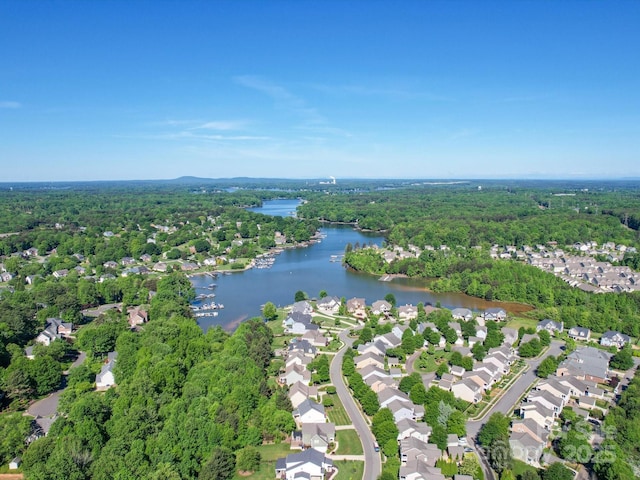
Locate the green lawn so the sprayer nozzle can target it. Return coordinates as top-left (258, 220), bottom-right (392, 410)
top-left (334, 460), bottom-right (364, 480)
top-left (335, 429), bottom-right (363, 455)
top-left (231, 443), bottom-right (292, 480)
top-left (415, 350), bottom-right (451, 373)
top-left (506, 317), bottom-right (538, 330)
top-left (513, 459), bottom-right (540, 478)
top-left (326, 395), bottom-right (352, 426)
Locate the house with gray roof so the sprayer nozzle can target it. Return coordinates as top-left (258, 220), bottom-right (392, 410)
top-left (275, 448), bottom-right (333, 480)
top-left (568, 326), bottom-right (591, 341)
top-left (600, 330), bottom-right (631, 349)
top-left (300, 423), bottom-right (335, 452)
top-left (536, 319), bottom-right (563, 335)
top-left (557, 346), bottom-right (612, 384)
top-left (96, 352), bottom-right (117, 390)
top-left (451, 308), bottom-right (473, 321)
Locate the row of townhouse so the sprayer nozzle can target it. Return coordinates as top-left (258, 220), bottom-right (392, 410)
top-left (525, 248), bottom-right (640, 293)
top-left (276, 329), bottom-right (335, 480)
top-left (355, 326), bottom-right (476, 480)
top-left (511, 345), bottom-right (614, 466)
top-left (449, 336), bottom-right (517, 404)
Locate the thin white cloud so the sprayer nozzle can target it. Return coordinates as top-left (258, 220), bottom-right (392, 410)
top-left (234, 75), bottom-right (326, 126)
top-left (0, 101), bottom-right (21, 109)
top-left (117, 131), bottom-right (269, 142)
top-left (192, 120), bottom-right (247, 131)
top-left (308, 82), bottom-right (453, 102)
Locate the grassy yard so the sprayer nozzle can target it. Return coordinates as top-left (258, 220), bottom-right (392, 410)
top-left (512, 459), bottom-right (540, 478)
top-left (326, 394), bottom-right (351, 426)
top-left (415, 350), bottom-right (451, 373)
top-left (335, 429), bottom-right (363, 455)
top-left (506, 317), bottom-right (538, 331)
top-left (231, 443), bottom-right (292, 480)
top-left (334, 460), bottom-right (364, 480)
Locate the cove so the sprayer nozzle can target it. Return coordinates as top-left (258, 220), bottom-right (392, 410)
top-left (193, 199), bottom-right (531, 331)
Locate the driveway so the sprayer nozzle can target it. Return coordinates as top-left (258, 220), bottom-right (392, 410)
top-left (330, 329), bottom-right (381, 480)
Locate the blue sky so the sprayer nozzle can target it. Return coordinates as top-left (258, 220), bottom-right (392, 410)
top-left (1, 1), bottom-right (639, 181)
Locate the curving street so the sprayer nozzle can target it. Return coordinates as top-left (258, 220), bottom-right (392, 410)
top-left (330, 328), bottom-right (381, 480)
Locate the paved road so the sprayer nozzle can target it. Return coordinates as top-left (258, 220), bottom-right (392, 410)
top-left (467, 340), bottom-right (564, 439)
top-left (330, 329), bottom-right (381, 480)
top-left (465, 340), bottom-right (564, 480)
top-left (29, 350), bottom-right (87, 417)
top-left (405, 349), bottom-right (422, 375)
top-left (27, 390), bottom-right (62, 417)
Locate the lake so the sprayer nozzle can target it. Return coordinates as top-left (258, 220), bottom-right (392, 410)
top-left (193, 199), bottom-right (530, 331)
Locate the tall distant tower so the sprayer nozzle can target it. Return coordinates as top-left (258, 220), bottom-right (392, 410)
top-left (330, 176), bottom-right (336, 184)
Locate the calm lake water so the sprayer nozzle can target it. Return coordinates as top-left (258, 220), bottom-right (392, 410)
top-left (193, 199), bottom-right (530, 331)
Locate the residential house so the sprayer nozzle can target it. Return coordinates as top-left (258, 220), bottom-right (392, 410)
top-left (536, 319), bottom-right (563, 335)
top-left (9, 458), bottom-right (21, 470)
top-left (378, 388), bottom-right (410, 408)
top-left (600, 330), bottom-right (631, 349)
top-left (283, 312), bottom-right (318, 335)
top-left (396, 418), bottom-right (432, 443)
top-left (378, 332), bottom-right (402, 349)
top-left (346, 297), bottom-right (367, 317)
top-left (354, 352), bottom-right (385, 370)
top-left (520, 403), bottom-right (555, 430)
top-left (535, 378), bottom-right (571, 404)
top-left (128, 307), bottom-right (149, 328)
top-left (484, 307), bottom-right (507, 321)
top-left (510, 431), bottom-right (544, 466)
top-left (288, 339), bottom-right (317, 358)
top-left (140, 253), bottom-right (152, 262)
top-left (292, 300), bottom-right (314, 315)
top-left (501, 327), bottom-right (519, 346)
top-left (451, 308), bottom-right (473, 321)
top-left (103, 260), bottom-right (118, 269)
top-left (300, 423), bottom-right (335, 453)
top-left (356, 339), bottom-right (387, 357)
top-left (275, 448), bottom-right (333, 480)
top-left (475, 325), bottom-right (488, 340)
top-left (451, 378), bottom-right (482, 403)
top-left (121, 257), bottom-right (135, 266)
top-left (96, 352), bottom-right (117, 390)
top-left (153, 262), bottom-right (168, 272)
top-left (36, 318), bottom-right (73, 346)
top-left (317, 296), bottom-right (340, 314)
top-left (511, 418), bottom-right (550, 444)
top-left (371, 300), bottom-right (392, 316)
top-left (398, 304), bottom-right (418, 320)
top-left (392, 324), bottom-right (412, 341)
top-left (288, 381), bottom-right (319, 409)
top-left (286, 351), bottom-right (312, 370)
top-left (180, 262), bottom-right (199, 272)
top-left (448, 322), bottom-right (462, 336)
top-left (557, 346), bottom-right (612, 384)
top-left (568, 326), bottom-right (591, 341)
top-left (438, 373), bottom-right (455, 391)
top-left (463, 370), bottom-right (492, 391)
top-left (302, 330), bottom-right (329, 347)
top-left (293, 399), bottom-right (326, 424)
top-left (281, 363), bottom-right (312, 386)
top-left (450, 365), bottom-right (466, 377)
top-left (52, 269), bottom-right (68, 279)
top-left (367, 376), bottom-right (396, 393)
top-left (387, 399), bottom-right (423, 422)
top-left (358, 365), bottom-right (390, 383)
top-left (527, 390), bottom-right (564, 416)
top-left (364, 375), bottom-right (398, 393)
